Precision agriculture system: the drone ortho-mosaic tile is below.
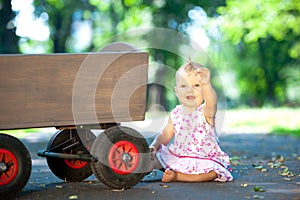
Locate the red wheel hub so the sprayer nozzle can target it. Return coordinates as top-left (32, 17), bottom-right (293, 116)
top-left (0, 149), bottom-right (18, 186)
top-left (108, 141), bottom-right (140, 175)
top-left (64, 159), bottom-right (88, 169)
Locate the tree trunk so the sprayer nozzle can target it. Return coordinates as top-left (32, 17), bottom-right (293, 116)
top-left (0, 0), bottom-right (19, 53)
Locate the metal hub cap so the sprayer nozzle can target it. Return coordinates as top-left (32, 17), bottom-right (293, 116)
top-left (108, 140), bottom-right (140, 175)
top-left (0, 148), bottom-right (19, 186)
top-left (0, 162), bottom-right (7, 172)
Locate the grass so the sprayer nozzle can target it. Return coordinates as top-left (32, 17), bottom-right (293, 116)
top-left (0, 128), bottom-right (55, 139)
top-left (221, 108), bottom-right (300, 138)
top-left (1, 108), bottom-right (300, 139)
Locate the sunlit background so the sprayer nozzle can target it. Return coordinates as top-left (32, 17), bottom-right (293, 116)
top-left (1, 0), bottom-right (300, 136)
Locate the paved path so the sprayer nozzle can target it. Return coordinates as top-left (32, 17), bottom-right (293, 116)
top-left (15, 132), bottom-right (300, 200)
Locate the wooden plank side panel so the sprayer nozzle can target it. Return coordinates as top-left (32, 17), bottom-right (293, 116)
top-left (0, 52), bottom-right (148, 130)
top-left (72, 53), bottom-right (149, 125)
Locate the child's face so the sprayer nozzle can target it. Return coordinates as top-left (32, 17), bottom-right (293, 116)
top-left (175, 70), bottom-right (204, 110)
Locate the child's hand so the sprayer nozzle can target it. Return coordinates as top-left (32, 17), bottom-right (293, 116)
top-left (195, 67), bottom-right (211, 85)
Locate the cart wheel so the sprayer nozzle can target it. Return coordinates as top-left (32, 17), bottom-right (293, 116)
top-left (46, 129), bottom-right (95, 182)
top-left (90, 126), bottom-right (150, 189)
top-left (0, 134), bottom-right (31, 199)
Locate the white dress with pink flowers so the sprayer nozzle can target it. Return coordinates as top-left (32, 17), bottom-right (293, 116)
top-left (156, 104), bottom-right (233, 182)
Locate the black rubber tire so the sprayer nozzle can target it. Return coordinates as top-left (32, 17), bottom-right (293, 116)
top-left (90, 126), bottom-right (150, 189)
top-left (46, 129), bottom-right (95, 182)
top-left (0, 133), bottom-right (32, 200)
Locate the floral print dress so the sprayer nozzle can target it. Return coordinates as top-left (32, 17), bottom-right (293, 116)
top-left (156, 104), bottom-right (233, 182)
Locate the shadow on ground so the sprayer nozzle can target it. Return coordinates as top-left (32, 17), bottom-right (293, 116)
top-left (15, 133), bottom-right (300, 200)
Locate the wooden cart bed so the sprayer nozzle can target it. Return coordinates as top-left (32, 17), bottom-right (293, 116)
top-left (0, 52), bottom-right (148, 130)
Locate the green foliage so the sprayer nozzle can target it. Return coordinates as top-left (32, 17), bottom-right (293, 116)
top-left (217, 0), bottom-right (300, 44)
top-left (3, 0), bottom-right (300, 108)
top-left (0, 0), bottom-right (19, 53)
top-left (212, 0), bottom-right (300, 107)
top-left (271, 127), bottom-right (300, 138)
top-left (33, 0), bottom-right (97, 52)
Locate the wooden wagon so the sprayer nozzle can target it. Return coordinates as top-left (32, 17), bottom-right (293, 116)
top-left (0, 43), bottom-right (150, 198)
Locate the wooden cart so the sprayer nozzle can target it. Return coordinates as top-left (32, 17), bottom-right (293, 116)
top-left (0, 43), bottom-right (150, 198)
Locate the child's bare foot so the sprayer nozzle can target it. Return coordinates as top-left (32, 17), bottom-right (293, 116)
top-left (161, 169), bottom-right (177, 182)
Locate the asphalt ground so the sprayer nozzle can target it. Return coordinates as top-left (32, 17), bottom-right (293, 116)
top-left (12, 131), bottom-right (300, 200)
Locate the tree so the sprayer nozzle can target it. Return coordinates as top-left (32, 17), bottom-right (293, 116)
top-left (33, 0), bottom-right (97, 53)
top-left (0, 0), bottom-right (19, 53)
top-left (139, 0), bottom-right (226, 110)
top-left (213, 0), bottom-right (300, 107)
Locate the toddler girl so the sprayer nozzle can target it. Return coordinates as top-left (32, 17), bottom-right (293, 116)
top-left (149, 61), bottom-right (233, 182)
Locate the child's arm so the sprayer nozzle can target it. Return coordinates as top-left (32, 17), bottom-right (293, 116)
top-left (196, 68), bottom-right (217, 126)
top-left (150, 117), bottom-right (175, 150)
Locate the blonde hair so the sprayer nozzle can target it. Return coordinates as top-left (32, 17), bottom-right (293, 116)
top-left (184, 61), bottom-right (204, 73)
top-left (176, 61), bottom-right (205, 77)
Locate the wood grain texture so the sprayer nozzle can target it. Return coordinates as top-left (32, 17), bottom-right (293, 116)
top-left (0, 52), bottom-right (148, 130)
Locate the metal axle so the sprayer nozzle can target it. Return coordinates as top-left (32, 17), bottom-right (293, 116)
top-left (37, 150), bottom-right (97, 162)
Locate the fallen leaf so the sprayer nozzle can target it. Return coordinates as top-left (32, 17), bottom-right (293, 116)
top-left (253, 186), bottom-right (266, 192)
top-left (231, 160), bottom-right (240, 166)
top-left (240, 183), bottom-right (248, 187)
top-left (253, 194), bottom-right (264, 199)
top-left (282, 167), bottom-right (289, 173)
top-left (230, 156), bottom-right (241, 160)
top-left (69, 195), bottom-right (78, 199)
top-left (282, 172), bottom-right (295, 177)
top-left (253, 164), bottom-right (267, 172)
top-left (55, 185), bottom-right (63, 189)
top-left (275, 155), bottom-right (285, 162)
top-left (112, 188), bottom-right (125, 192)
top-left (230, 156), bottom-right (241, 166)
top-left (159, 183), bottom-right (169, 188)
top-left (269, 162), bottom-right (283, 168)
top-left (280, 167), bottom-right (295, 177)
top-left (252, 164), bottom-right (262, 169)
